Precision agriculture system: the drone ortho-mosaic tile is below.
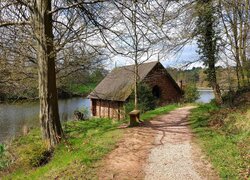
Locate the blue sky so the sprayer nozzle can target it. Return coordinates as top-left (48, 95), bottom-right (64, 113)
top-left (106, 43), bottom-right (202, 70)
top-left (162, 43), bottom-right (201, 68)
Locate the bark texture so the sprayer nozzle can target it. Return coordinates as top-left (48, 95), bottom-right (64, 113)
top-left (33, 0), bottom-right (63, 149)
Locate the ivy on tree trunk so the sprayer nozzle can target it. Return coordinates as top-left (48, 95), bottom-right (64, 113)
top-left (196, 0), bottom-right (223, 105)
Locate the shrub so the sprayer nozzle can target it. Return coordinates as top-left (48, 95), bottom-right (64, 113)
top-left (79, 106), bottom-right (90, 118)
top-left (222, 86), bottom-right (250, 107)
top-left (125, 83), bottom-right (157, 114)
top-left (74, 106), bottom-right (90, 120)
top-left (183, 84), bottom-right (200, 103)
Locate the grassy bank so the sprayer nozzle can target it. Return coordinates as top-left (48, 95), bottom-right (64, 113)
top-left (1, 118), bottom-right (123, 179)
top-left (189, 103), bottom-right (250, 179)
top-left (0, 104), bottom-right (179, 179)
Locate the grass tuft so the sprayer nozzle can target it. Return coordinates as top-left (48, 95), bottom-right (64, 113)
top-left (0, 144), bottom-right (10, 170)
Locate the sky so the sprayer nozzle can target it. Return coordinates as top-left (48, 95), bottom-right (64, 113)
top-left (105, 42), bottom-right (202, 70)
top-left (161, 43), bottom-right (201, 68)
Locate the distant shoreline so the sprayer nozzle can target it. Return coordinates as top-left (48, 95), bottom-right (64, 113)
top-left (198, 89), bottom-right (213, 91)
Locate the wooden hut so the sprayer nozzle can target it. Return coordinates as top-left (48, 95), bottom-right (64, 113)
top-left (88, 61), bottom-right (183, 119)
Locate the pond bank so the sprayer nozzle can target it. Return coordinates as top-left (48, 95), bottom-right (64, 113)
top-left (0, 97), bottom-right (90, 143)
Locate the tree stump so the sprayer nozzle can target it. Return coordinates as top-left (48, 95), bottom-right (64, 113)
top-left (129, 110), bottom-right (140, 127)
top-left (74, 110), bottom-right (85, 121)
top-left (22, 125), bottom-right (29, 135)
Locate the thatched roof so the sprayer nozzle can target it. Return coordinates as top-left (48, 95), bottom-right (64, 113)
top-left (88, 61), bottom-right (179, 101)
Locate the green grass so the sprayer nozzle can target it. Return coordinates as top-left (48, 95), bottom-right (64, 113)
top-left (189, 103), bottom-right (250, 179)
top-left (68, 83), bottom-right (97, 95)
top-left (1, 118), bottom-right (123, 179)
top-left (141, 104), bottom-right (179, 121)
top-left (0, 104), bottom-right (179, 179)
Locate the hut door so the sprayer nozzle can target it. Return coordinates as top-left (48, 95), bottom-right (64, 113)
top-left (152, 85), bottom-right (161, 98)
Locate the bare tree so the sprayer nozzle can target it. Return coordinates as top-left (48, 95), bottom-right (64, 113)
top-left (0, 0), bottom-right (108, 149)
top-left (219, 0), bottom-right (250, 87)
top-left (102, 1), bottom-right (189, 110)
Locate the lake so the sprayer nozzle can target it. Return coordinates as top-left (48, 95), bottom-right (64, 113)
top-left (0, 90), bottom-right (214, 143)
top-left (196, 90), bottom-right (214, 103)
top-left (0, 97), bottom-right (90, 143)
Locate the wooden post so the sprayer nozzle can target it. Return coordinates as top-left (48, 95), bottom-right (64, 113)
top-left (108, 101), bottom-right (110, 119)
top-left (129, 110), bottom-right (140, 127)
top-left (180, 80), bottom-right (183, 90)
top-left (99, 100), bottom-right (101, 117)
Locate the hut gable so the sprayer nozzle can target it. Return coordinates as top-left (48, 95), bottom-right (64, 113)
top-left (142, 62), bottom-right (183, 103)
top-left (88, 61), bottom-right (159, 101)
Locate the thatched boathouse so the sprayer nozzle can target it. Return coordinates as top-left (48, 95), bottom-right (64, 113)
top-left (88, 61), bottom-right (182, 119)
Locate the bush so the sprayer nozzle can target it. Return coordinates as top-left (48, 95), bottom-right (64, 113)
top-left (74, 106), bottom-right (90, 120)
top-left (183, 84), bottom-right (200, 103)
top-left (125, 83), bottom-right (157, 114)
top-left (222, 86), bottom-right (250, 107)
top-left (79, 106), bottom-right (90, 117)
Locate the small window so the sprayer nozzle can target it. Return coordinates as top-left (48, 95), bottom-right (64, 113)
top-left (152, 85), bottom-right (161, 98)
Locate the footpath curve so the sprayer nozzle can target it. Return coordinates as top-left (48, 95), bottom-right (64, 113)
top-left (98, 106), bottom-right (219, 180)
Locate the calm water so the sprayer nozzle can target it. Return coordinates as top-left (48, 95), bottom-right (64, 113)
top-left (0, 91), bottom-right (214, 143)
top-left (196, 90), bottom-right (215, 103)
top-left (0, 97), bottom-right (90, 143)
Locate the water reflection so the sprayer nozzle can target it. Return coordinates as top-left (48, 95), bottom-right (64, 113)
top-left (0, 97), bottom-right (90, 143)
top-left (0, 91), bottom-right (214, 143)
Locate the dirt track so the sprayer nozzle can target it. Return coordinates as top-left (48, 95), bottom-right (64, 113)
top-left (98, 106), bottom-right (219, 180)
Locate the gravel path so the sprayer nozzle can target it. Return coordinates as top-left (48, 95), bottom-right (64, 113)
top-left (144, 106), bottom-right (218, 180)
top-left (98, 106), bottom-right (218, 180)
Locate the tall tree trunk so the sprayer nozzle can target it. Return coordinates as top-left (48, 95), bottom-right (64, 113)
top-left (209, 66), bottom-right (223, 104)
top-left (134, 61), bottom-right (139, 110)
top-left (33, 0), bottom-right (63, 149)
top-left (132, 0), bottom-right (139, 110)
top-left (240, 0), bottom-right (250, 85)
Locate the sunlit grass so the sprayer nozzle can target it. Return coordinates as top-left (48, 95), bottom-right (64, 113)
top-left (1, 104), bottom-right (179, 179)
top-left (189, 103), bottom-right (250, 179)
top-left (1, 118), bottom-right (123, 179)
top-left (141, 104), bottom-right (179, 121)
